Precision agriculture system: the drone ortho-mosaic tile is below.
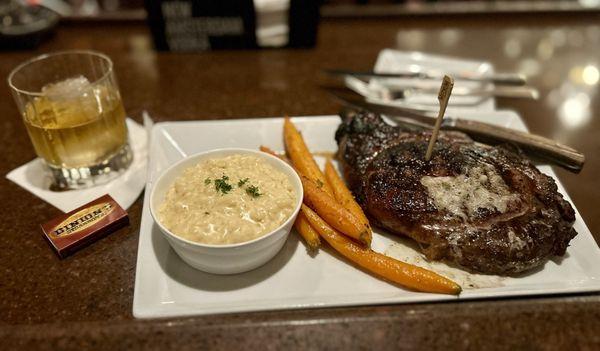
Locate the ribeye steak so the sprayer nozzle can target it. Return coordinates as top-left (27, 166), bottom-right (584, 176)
top-left (335, 111), bottom-right (577, 274)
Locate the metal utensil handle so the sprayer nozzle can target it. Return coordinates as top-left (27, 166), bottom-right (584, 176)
top-left (458, 72), bottom-right (527, 85)
top-left (326, 69), bottom-right (527, 86)
top-left (480, 86), bottom-right (540, 100)
top-left (487, 73), bottom-right (528, 86)
top-left (451, 119), bottom-right (585, 173)
top-left (398, 86), bottom-right (539, 99)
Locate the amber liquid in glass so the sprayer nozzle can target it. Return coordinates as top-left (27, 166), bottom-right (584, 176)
top-left (23, 83), bottom-right (128, 168)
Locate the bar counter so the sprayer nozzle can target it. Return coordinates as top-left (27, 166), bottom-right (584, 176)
top-left (2, 14), bottom-right (600, 349)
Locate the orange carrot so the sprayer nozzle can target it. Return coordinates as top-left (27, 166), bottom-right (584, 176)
top-left (301, 176), bottom-right (371, 247)
top-left (301, 205), bottom-right (461, 295)
top-left (293, 211), bottom-right (321, 250)
top-left (259, 145), bottom-right (283, 159)
top-left (324, 159), bottom-right (371, 230)
top-left (260, 145), bottom-right (319, 250)
top-left (283, 117), bottom-right (334, 196)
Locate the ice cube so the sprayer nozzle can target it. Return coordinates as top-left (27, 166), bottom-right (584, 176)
top-left (40, 75), bottom-right (100, 126)
top-left (42, 76), bottom-right (93, 100)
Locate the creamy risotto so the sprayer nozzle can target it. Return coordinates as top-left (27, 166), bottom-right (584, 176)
top-left (158, 154), bottom-right (297, 245)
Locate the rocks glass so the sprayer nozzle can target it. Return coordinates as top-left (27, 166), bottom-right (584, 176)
top-left (8, 50), bottom-right (133, 189)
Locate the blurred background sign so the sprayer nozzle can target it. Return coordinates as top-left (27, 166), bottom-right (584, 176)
top-left (144, 0), bottom-right (320, 51)
top-left (145, 0), bottom-right (258, 51)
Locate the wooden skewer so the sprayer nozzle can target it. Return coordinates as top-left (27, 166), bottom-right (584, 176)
top-left (425, 75), bottom-right (454, 161)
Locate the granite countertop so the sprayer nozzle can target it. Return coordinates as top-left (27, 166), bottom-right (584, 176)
top-left (1, 14), bottom-right (600, 350)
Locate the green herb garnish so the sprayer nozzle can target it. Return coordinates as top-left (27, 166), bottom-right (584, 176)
top-left (214, 175), bottom-right (233, 195)
top-left (316, 179), bottom-right (324, 188)
top-left (204, 178), bottom-right (211, 185)
top-left (246, 185), bottom-right (262, 198)
top-left (238, 178), bottom-right (249, 187)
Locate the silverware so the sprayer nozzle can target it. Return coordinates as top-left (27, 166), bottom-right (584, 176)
top-left (325, 68), bottom-right (527, 86)
top-left (377, 84), bottom-right (539, 100)
top-left (343, 75), bottom-right (539, 100)
top-left (325, 88), bottom-right (584, 173)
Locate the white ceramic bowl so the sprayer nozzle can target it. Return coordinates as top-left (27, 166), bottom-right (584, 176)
top-left (150, 148), bottom-right (303, 275)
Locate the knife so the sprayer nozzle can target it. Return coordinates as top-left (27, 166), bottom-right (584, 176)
top-left (381, 85), bottom-right (539, 100)
top-left (325, 69), bottom-right (527, 86)
top-left (325, 87), bottom-right (585, 173)
top-left (343, 75), bottom-right (539, 101)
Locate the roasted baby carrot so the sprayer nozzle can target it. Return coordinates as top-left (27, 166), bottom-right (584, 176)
top-left (260, 145), bottom-right (319, 249)
top-left (259, 145), bottom-right (283, 159)
top-left (301, 176), bottom-right (371, 247)
top-left (301, 205), bottom-right (461, 295)
top-left (283, 117), bottom-right (334, 196)
top-left (293, 210), bottom-right (321, 250)
top-left (324, 159), bottom-right (371, 230)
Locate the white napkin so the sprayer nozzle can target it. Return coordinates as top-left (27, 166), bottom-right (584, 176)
top-left (371, 49), bottom-right (497, 111)
top-left (6, 118), bottom-right (147, 213)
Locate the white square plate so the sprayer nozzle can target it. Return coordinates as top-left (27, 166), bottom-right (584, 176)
top-left (373, 49), bottom-right (497, 111)
top-left (133, 113), bottom-right (600, 319)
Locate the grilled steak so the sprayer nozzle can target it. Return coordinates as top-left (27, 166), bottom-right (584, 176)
top-left (335, 111), bottom-right (577, 274)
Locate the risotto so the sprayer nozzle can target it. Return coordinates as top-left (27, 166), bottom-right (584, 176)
top-left (158, 154), bottom-right (297, 245)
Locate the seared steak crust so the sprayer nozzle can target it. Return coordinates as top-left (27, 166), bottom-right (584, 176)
top-left (335, 111), bottom-right (577, 274)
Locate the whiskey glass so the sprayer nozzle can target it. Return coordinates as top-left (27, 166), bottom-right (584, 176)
top-left (8, 50), bottom-right (133, 189)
